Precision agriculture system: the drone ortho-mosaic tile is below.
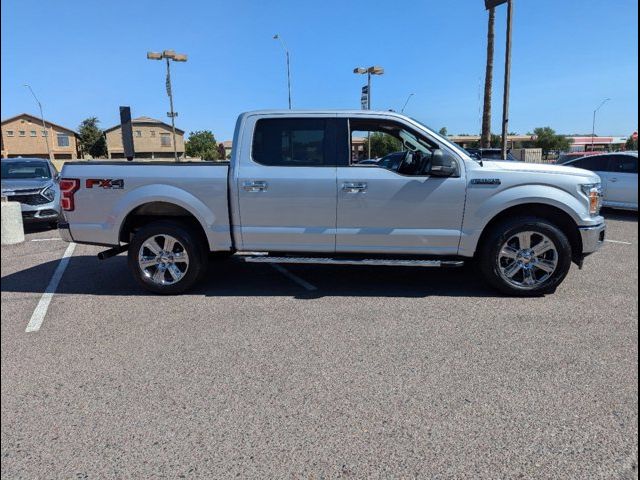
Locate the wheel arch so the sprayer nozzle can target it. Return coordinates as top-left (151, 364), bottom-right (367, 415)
top-left (119, 201), bottom-right (209, 252)
top-left (475, 203), bottom-right (583, 264)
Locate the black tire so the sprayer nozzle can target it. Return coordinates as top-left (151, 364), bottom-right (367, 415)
top-left (478, 216), bottom-right (572, 296)
top-left (127, 220), bottom-right (207, 295)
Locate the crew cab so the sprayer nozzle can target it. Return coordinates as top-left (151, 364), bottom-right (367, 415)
top-left (58, 110), bottom-right (606, 296)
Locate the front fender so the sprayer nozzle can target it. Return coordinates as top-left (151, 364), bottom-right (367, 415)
top-left (459, 184), bottom-right (595, 257)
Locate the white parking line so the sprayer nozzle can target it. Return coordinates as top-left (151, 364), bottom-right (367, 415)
top-left (30, 238), bottom-right (62, 242)
top-left (25, 242), bottom-right (76, 333)
top-left (605, 239), bottom-right (633, 245)
top-left (270, 264), bottom-right (317, 291)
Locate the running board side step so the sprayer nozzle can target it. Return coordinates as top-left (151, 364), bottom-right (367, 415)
top-left (243, 256), bottom-right (464, 268)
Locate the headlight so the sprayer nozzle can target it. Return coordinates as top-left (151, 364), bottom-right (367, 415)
top-left (42, 186), bottom-right (56, 202)
top-left (580, 183), bottom-right (602, 216)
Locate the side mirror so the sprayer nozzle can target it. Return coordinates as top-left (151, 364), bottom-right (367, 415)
top-left (428, 149), bottom-right (457, 177)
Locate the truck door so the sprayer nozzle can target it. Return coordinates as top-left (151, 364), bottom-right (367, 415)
top-left (336, 118), bottom-right (467, 255)
top-left (236, 117), bottom-right (342, 252)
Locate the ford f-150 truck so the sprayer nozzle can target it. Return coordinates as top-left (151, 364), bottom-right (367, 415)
top-left (58, 110), bottom-right (606, 296)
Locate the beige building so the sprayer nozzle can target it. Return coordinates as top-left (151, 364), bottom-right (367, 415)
top-left (1, 113), bottom-right (79, 160)
top-left (105, 116), bottom-right (185, 159)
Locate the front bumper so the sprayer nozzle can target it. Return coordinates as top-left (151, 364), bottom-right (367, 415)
top-left (21, 205), bottom-right (60, 223)
top-left (579, 223), bottom-right (606, 254)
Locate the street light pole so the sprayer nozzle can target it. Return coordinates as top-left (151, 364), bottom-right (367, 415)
top-left (401, 93), bottom-right (415, 113)
top-left (165, 57), bottom-right (179, 162)
top-left (354, 66), bottom-right (384, 159)
top-left (591, 98), bottom-right (610, 151)
top-left (273, 34), bottom-right (292, 109)
top-left (24, 84), bottom-right (51, 160)
top-left (147, 50), bottom-right (187, 162)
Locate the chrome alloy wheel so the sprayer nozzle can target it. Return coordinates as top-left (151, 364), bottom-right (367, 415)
top-left (138, 234), bottom-right (190, 285)
top-left (497, 231), bottom-right (559, 289)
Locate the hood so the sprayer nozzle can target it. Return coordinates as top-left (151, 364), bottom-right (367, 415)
top-left (481, 160), bottom-right (598, 179)
top-left (1, 178), bottom-right (53, 192)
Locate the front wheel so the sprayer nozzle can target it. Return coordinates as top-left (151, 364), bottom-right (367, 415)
top-left (128, 220), bottom-right (207, 295)
top-left (479, 217), bottom-right (573, 296)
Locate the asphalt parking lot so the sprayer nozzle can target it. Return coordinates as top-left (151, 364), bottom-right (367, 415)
top-left (1, 211), bottom-right (638, 479)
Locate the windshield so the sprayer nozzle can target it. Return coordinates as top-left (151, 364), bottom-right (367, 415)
top-left (1, 160), bottom-right (51, 179)
top-left (407, 116), bottom-right (479, 163)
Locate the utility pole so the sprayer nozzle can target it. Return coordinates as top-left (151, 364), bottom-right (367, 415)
top-left (24, 84), bottom-right (51, 160)
top-left (481, 8), bottom-right (495, 148)
top-left (500, 0), bottom-right (513, 160)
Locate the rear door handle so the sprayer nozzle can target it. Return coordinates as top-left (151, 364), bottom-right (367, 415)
top-left (243, 180), bottom-right (268, 192)
top-left (342, 182), bottom-right (367, 193)
top-left (609, 178), bottom-right (618, 183)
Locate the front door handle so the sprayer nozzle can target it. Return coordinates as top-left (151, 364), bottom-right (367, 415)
top-left (243, 180), bottom-right (268, 192)
top-left (609, 177), bottom-right (618, 183)
top-left (342, 182), bottom-right (367, 193)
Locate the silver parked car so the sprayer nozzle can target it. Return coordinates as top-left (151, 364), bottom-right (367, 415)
top-left (1, 157), bottom-right (61, 226)
top-left (564, 152), bottom-right (638, 211)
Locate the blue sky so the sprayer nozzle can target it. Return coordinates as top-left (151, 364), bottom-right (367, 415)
top-left (1, 0), bottom-right (638, 141)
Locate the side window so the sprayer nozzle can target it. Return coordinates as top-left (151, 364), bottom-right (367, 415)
top-left (609, 156), bottom-right (638, 174)
top-left (252, 118), bottom-right (329, 166)
top-left (57, 134), bottom-right (69, 147)
top-left (574, 156), bottom-right (606, 171)
top-left (349, 118), bottom-right (439, 176)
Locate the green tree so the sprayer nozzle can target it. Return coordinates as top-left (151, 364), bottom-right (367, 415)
top-left (78, 117), bottom-right (107, 159)
top-left (532, 127), bottom-right (572, 158)
top-left (364, 132), bottom-right (403, 158)
top-left (489, 134), bottom-right (502, 148)
top-left (625, 134), bottom-right (638, 151)
top-left (185, 130), bottom-right (223, 160)
top-left (439, 127), bottom-right (448, 136)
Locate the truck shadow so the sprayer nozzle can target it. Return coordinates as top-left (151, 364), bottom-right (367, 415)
top-left (602, 208), bottom-right (638, 222)
top-left (1, 255), bottom-right (503, 299)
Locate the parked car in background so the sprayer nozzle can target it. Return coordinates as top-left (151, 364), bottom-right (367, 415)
top-left (355, 152), bottom-right (409, 170)
top-left (556, 151), bottom-right (602, 165)
top-left (564, 152), bottom-right (638, 211)
top-left (0, 157), bottom-right (61, 227)
top-left (466, 148), bottom-right (517, 162)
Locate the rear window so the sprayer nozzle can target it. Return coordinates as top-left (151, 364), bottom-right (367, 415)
top-left (252, 118), bottom-right (328, 166)
top-left (1, 161), bottom-right (51, 179)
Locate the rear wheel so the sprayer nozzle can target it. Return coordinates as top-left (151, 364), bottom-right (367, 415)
top-left (128, 220), bottom-right (207, 294)
top-left (479, 217), bottom-right (572, 296)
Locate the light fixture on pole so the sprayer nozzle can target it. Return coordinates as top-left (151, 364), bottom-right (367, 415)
top-left (401, 93), bottom-right (415, 113)
top-left (591, 98), bottom-right (610, 151)
top-left (354, 66), bottom-right (384, 159)
top-left (353, 66), bottom-right (384, 110)
top-left (147, 50), bottom-right (188, 162)
top-left (23, 84), bottom-right (51, 160)
top-left (273, 34), bottom-right (292, 109)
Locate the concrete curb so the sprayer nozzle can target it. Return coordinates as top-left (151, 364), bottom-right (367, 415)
top-left (1, 200), bottom-right (25, 245)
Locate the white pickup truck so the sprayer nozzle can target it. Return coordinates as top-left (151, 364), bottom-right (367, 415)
top-left (59, 110), bottom-right (606, 296)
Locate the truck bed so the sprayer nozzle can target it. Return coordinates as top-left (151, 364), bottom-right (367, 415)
top-left (60, 161), bottom-right (232, 250)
